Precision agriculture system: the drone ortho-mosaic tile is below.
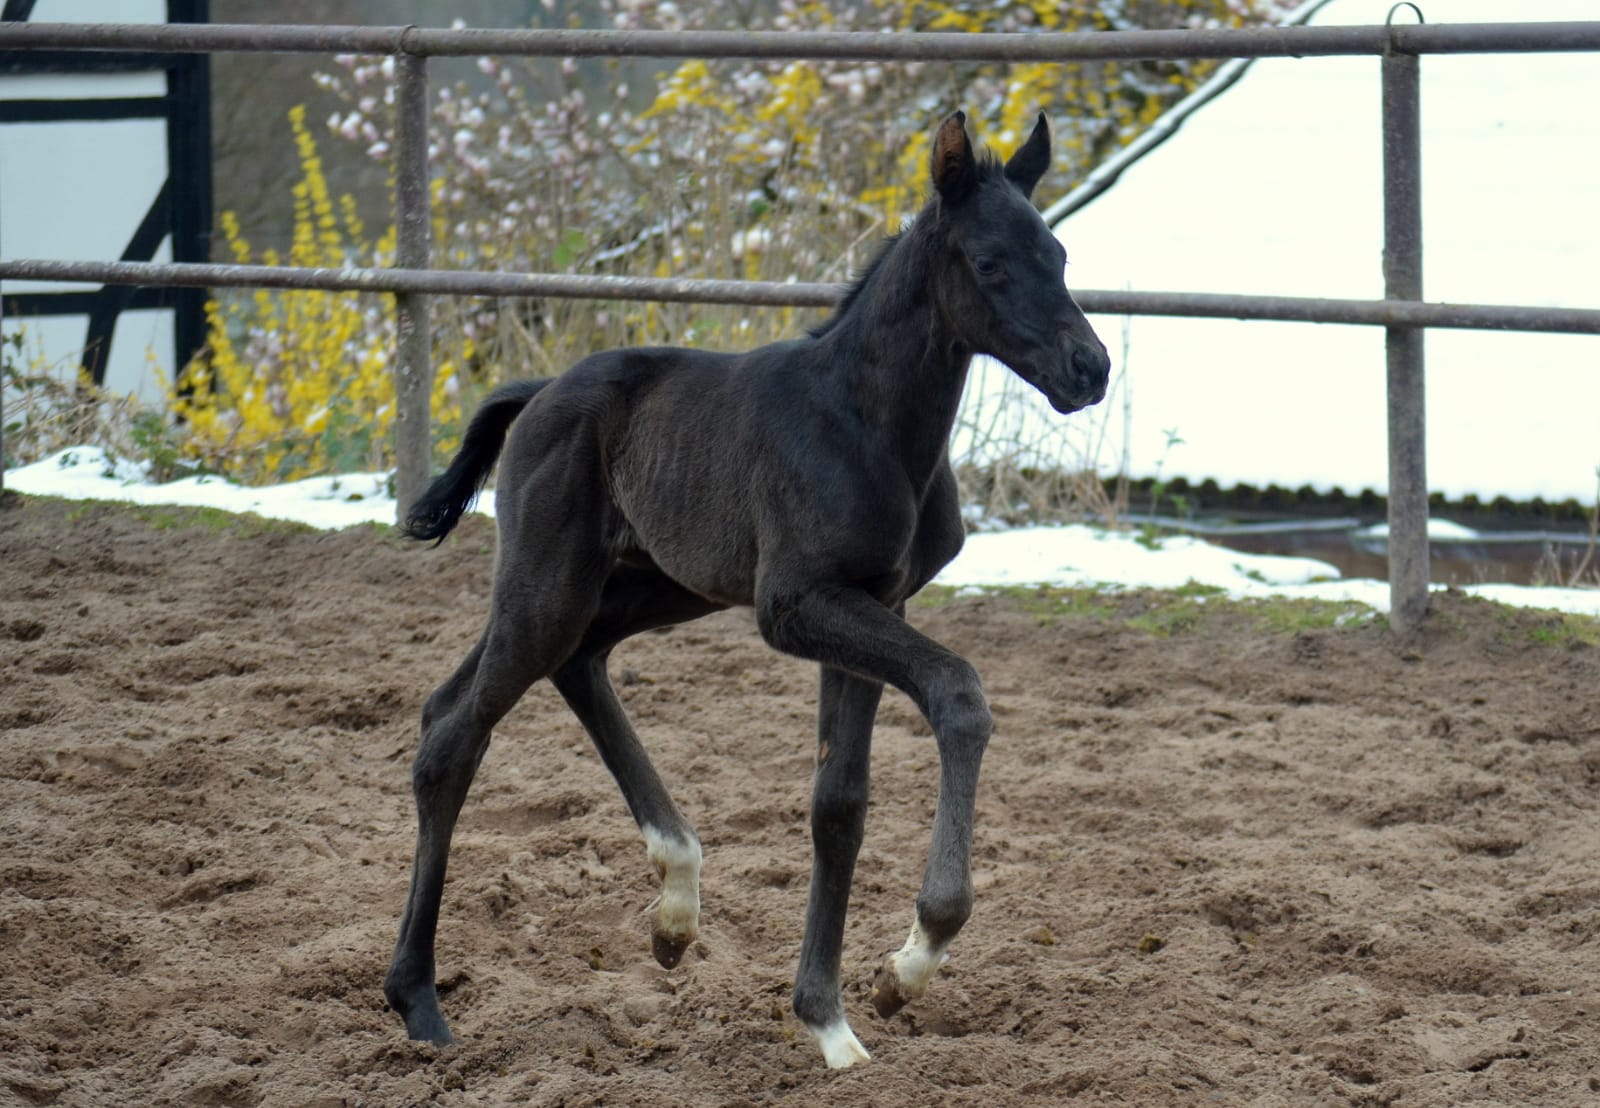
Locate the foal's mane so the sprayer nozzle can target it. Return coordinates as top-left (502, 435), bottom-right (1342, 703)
top-left (809, 149), bottom-right (1009, 341)
top-left (808, 232), bottom-right (904, 340)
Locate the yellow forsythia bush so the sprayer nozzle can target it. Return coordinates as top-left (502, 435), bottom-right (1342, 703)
top-left (177, 0), bottom-right (1284, 485)
top-left (173, 105), bottom-right (465, 484)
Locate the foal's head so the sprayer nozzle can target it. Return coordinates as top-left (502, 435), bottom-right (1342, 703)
top-left (927, 111), bottom-right (1111, 414)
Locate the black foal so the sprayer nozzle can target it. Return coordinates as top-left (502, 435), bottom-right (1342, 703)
top-left (383, 110), bottom-right (1110, 1067)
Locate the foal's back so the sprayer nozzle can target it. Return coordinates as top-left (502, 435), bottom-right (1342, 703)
top-left (499, 337), bottom-right (842, 608)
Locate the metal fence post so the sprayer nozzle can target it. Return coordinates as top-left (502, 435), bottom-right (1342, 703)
top-left (393, 45), bottom-right (432, 524)
top-left (2, 158), bottom-right (7, 498)
top-left (1382, 7), bottom-right (1428, 634)
top-left (1, 267), bottom-right (6, 499)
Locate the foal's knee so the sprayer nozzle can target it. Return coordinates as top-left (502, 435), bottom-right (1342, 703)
top-left (810, 775), bottom-right (869, 848)
top-left (409, 741), bottom-right (452, 803)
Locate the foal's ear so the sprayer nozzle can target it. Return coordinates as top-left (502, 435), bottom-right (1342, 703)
top-left (1003, 113), bottom-right (1051, 200)
top-left (931, 111), bottom-right (978, 203)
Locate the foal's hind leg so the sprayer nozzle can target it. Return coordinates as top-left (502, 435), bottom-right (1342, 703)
top-left (550, 567), bottom-right (723, 969)
top-left (792, 665), bottom-right (882, 1068)
top-left (384, 519), bottom-right (608, 1044)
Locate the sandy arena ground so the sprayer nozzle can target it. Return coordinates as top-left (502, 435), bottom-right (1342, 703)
top-left (3, 493), bottom-right (1600, 1106)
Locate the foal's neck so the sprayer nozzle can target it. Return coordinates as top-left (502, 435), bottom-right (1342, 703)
top-left (824, 226), bottom-right (971, 492)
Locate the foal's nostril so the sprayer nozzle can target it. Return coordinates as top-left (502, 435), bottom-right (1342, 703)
top-left (1072, 343), bottom-right (1111, 390)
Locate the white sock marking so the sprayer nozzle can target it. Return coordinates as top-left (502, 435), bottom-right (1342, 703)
top-left (888, 919), bottom-right (950, 998)
top-left (808, 1018), bottom-right (871, 1069)
top-left (642, 826), bottom-right (701, 941)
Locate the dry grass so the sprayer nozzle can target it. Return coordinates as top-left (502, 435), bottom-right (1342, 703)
top-left (2, 333), bottom-right (157, 471)
top-left (950, 314), bottom-right (1133, 529)
top-left (1532, 471), bottom-right (1600, 588)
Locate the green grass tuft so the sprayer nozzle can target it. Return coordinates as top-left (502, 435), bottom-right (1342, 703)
top-left (1523, 611), bottom-right (1600, 649)
top-left (1236, 596), bottom-right (1379, 635)
top-left (55, 496), bottom-right (316, 538)
top-left (912, 581), bottom-right (1381, 637)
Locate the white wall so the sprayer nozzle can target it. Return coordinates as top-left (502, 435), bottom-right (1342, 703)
top-left (2, 0), bottom-right (175, 407)
top-left (1023, 0), bottom-right (1600, 501)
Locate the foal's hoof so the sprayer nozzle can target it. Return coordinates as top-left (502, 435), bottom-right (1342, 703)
top-left (868, 963), bottom-right (910, 1019)
top-left (399, 1005), bottom-right (455, 1046)
top-left (652, 930), bottom-right (692, 970)
top-left (385, 977), bottom-right (455, 1045)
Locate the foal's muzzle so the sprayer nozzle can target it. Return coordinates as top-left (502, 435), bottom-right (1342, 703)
top-left (1045, 333), bottom-right (1111, 414)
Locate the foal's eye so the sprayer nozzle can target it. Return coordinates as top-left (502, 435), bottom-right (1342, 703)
top-left (973, 256), bottom-right (1001, 278)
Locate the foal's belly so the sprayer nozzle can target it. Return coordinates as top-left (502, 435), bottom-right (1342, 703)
top-left (610, 496), bottom-right (760, 608)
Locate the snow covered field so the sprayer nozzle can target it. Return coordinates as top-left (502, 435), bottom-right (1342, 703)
top-left (10, 446), bottom-right (1597, 619)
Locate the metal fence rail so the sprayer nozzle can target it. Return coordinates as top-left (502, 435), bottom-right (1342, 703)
top-left (5, 258), bottom-right (1600, 333)
top-left (4, 17), bottom-right (1599, 632)
top-left (5, 19), bottom-right (1600, 59)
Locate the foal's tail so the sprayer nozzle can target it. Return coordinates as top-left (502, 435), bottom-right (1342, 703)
top-left (400, 378), bottom-right (552, 544)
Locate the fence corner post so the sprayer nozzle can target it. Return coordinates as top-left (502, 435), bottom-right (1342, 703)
top-left (393, 46), bottom-right (432, 525)
top-left (1382, 10), bottom-right (1428, 635)
top-left (1, 272), bottom-right (7, 500)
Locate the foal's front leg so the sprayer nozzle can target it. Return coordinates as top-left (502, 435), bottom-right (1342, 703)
top-left (758, 583), bottom-right (992, 1066)
top-left (792, 666), bottom-right (882, 1067)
